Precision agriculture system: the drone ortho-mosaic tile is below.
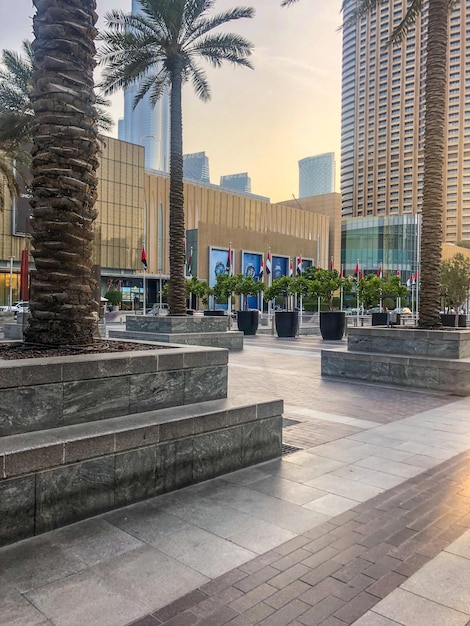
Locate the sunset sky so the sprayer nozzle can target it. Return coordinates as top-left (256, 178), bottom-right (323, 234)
top-left (0, 0), bottom-right (343, 202)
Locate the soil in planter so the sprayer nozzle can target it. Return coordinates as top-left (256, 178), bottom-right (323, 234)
top-left (0, 340), bottom-right (167, 360)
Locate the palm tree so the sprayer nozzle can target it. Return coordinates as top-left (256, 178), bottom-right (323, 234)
top-left (283, 0), bottom-right (457, 329)
top-left (0, 39), bottom-right (112, 211)
top-left (23, 0), bottom-right (101, 345)
top-left (98, 0), bottom-right (254, 316)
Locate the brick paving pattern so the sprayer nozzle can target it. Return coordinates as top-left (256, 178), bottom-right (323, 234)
top-left (128, 450), bottom-right (470, 626)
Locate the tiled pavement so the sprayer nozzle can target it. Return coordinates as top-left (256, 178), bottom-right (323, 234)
top-left (1, 335), bottom-right (470, 626)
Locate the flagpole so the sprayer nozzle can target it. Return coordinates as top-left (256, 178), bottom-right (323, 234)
top-left (227, 242), bottom-right (232, 329)
top-left (356, 260), bottom-right (360, 325)
top-left (143, 200), bottom-right (147, 316)
top-left (268, 246), bottom-right (272, 326)
top-left (340, 265), bottom-right (344, 311)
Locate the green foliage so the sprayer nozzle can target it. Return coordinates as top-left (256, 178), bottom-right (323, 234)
top-left (357, 275), bottom-right (382, 310)
top-left (104, 290), bottom-right (122, 305)
top-left (185, 277), bottom-right (208, 300)
top-left (304, 268), bottom-right (352, 311)
top-left (212, 274), bottom-right (238, 303)
top-left (383, 275), bottom-right (408, 301)
top-left (264, 276), bottom-right (304, 309)
top-left (233, 274), bottom-right (264, 308)
top-left (440, 253), bottom-right (470, 309)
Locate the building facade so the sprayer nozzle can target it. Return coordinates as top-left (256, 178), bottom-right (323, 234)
top-left (298, 153), bottom-right (335, 198)
top-left (341, 0), bottom-right (470, 243)
top-left (220, 173), bottom-right (251, 194)
top-left (117, 0), bottom-right (170, 173)
top-left (183, 152), bottom-right (210, 184)
top-left (0, 138), bottom-right (335, 309)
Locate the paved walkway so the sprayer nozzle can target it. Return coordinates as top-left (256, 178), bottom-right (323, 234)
top-left (1, 335), bottom-right (470, 626)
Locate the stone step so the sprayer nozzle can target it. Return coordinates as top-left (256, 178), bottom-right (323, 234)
top-left (109, 328), bottom-right (244, 350)
top-left (0, 397), bottom-right (283, 546)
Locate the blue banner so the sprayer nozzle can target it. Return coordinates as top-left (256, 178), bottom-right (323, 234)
top-left (209, 247), bottom-right (231, 287)
top-left (272, 256), bottom-right (288, 280)
top-left (242, 252), bottom-right (263, 310)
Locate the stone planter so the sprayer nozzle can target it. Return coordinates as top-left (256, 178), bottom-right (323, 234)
top-left (204, 309), bottom-right (225, 316)
top-left (274, 311), bottom-right (299, 338)
top-left (371, 312), bottom-right (389, 326)
top-left (237, 310), bottom-right (259, 335)
top-left (441, 313), bottom-right (457, 327)
top-left (319, 311), bottom-right (346, 340)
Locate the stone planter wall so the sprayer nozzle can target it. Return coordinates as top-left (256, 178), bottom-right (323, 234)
top-left (0, 397), bottom-right (283, 546)
top-left (0, 342), bottom-right (228, 436)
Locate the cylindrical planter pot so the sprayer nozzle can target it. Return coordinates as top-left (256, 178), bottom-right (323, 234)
top-left (319, 311), bottom-right (346, 340)
top-left (458, 314), bottom-right (467, 328)
top-left (371, 312), bottom-right (389, 326)
top-left (237, 310), bottom-right (259, 335)
top-left (204, 310), bottom-right (225, 317)
top-left (440, 313), bottom-right (457, 327)
top-left (274, 311), bottom-right (299, 338)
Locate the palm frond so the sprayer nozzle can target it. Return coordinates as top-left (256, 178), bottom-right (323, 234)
top-left (185, 60), bottom-right (211, 101)
top-left (189, 33), bottom-right (254, 68)
top-left (186, 7), bottom-right (255, 46)
top-left (389, 0), bottom-right (423, 44)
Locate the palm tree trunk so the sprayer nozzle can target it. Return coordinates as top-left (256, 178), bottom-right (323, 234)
top-left (419, 0), bottom-right (448, 329)
top-left (168, 63), bottom-right (187, 316)
top-left (24, 0), bottom-right (100, 345)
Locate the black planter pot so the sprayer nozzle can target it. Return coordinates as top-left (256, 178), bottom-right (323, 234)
top-left (237, 310), bottom-right (259, 335)
top-left (371, 312), bottom-right (389, 326)
top-left (458, 314), bottom-right (467, 328)
top-left (204, 310), bottom-right (225, 317)
top-left (319, 311), bottom-right (346, 340)
top-left (274, 311), bottom-right (299, 338)
top-left (440, 313), bottom-right (457, 327)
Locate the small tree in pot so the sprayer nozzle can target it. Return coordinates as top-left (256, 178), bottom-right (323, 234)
top-left (306, 268), bottom-right (352, 340)
top-left (233, 274), bottom-right (264, 335)
top-left (264, 276), bottom-right (302, 337)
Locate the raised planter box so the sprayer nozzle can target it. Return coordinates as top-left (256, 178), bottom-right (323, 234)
top-left (0, 397), bottom-right (283, 546)
top-left (0, 340), bottom-right (228, 436)
top-left (322, 326), bottom-right (470, 396)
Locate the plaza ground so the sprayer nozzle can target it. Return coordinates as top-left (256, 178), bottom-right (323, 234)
top-left (1, 334), bottom-right (470, 626)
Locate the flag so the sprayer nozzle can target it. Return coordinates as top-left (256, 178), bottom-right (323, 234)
top-left (226, 244), bottom-right (231, 274)
top-left (187, 247), bottom-right (193, 277)
top-left (397, 267), bottom-right (401, 278)
top-left (330, 256), bottom-right (334, 271)
top-left (141, 245), bottom-right (147, 271)
top-left (412, 270), bottom-right (419, 284)
top-left (297, 255), bottom-right (303, 275)
top-left (259, 259), bottom-right (264, 279)
top-left (415, 270), bottom-right (419, 282)
top-left (377, 263), bottom-right (382, 278)
top-left (266, 251), bottom-right (272, 275)
top-left (360, 268), bottom-right (364, 279)
top-left (355, 262), bottom-right (359, 277)
top-left (289, 260), bottom-right (293, 277)
top-left (339, 265), bottom-right (343, 278)
top-left (406, 277), bottom-right (411, 288)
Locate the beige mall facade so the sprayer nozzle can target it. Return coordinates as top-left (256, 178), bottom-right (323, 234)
top-left (0, 137), bottom-right (336, 308)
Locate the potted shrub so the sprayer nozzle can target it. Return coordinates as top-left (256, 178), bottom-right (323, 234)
top-left (264, 276), bottom-right (302, 337)
top-left (382, 275), bottom-right (409, 325)
top-left (204, 274), bottom-right (237, 316)
top-left (440, 253), bottom-right (470, 327)
top-left (357, 275), bottom-right (385, 325)
top-left (104, 289), bottom-right (122, 311)
top-left (233, 274), bottom-right (264, 335)
top-left (185, 277), bottom-right (208, 314)
top-left (305, 268), bottom-right (352, 340)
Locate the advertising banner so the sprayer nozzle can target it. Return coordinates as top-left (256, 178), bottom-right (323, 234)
top-left (241, 251), bottom-right (263, 310)
top-left (209, 246), bottom-right (232, 309)
top-left (271, 256), bottom-right (288, 280)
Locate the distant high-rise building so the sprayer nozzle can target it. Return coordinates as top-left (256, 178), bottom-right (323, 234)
top-left (117, 0), bottom-right (170, 172)
top-left (298, 153), bottom-right (335, 198)
top-left (220, 173), bottom-right (251, 194)
top-left (341, 0), bottom-right (470, 243)
top-left (183, 152), bottom-right (210, 183)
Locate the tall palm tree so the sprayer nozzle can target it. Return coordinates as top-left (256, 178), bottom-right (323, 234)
top-left (0, 40), bottom-right (112, 211)
top-left (283, 0), bottom-right (457, 329)
top-left (23, 0), bottom-right (101, 345)
top-left (98, 0), bottom-right (254, 316)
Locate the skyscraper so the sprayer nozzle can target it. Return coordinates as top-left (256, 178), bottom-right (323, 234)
top-left (220, 173), bottom-right (251, 194)
top-left (298, 153), bottom-right (335, 198)
top-left (341, 0), bottom-right (470, 243)
top-left (183, 152), bottom-right (210, 183)
top-left (117, 0), bottom-right (170, 172)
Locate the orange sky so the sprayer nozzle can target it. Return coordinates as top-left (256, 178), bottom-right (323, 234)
top-left (0, 0), bottom-right (343, 202)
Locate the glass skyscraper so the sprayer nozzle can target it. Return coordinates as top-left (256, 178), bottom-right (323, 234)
top-left (298, 153), bottom-right (335, 198)
top-left (341, 0), bottom-right (470, 243)
top-left (117, 0), bottom-right (170, 173)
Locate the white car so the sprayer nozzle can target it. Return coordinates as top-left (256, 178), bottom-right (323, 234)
top-left (0, 301), bottom-right (29, 312)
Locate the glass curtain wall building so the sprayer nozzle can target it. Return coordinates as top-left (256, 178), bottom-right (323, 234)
top-left (298, 153), bottom-right (335, 198)
top-left (341, 0), bottom-right (470, 244)
top-left (341, 215), bottom-right (421, 281)
top-left (117, 0), bottom-right (170, 173)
